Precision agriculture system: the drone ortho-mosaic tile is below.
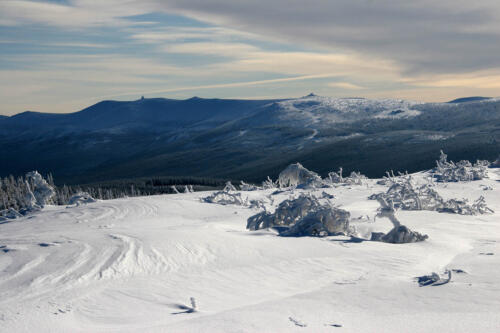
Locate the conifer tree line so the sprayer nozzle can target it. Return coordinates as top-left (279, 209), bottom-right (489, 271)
top-left (0, 173), bottom-right (227, 212)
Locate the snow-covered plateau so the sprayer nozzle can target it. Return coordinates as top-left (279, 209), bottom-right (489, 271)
top-left (1, 168), bottom-right (500, 332)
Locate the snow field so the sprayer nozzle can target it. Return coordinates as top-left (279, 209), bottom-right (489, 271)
top-left (0, 170), bottom-right (499, 332)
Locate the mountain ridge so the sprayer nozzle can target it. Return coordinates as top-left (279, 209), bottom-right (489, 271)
top-left (1, 95), bottom-right (499, 184)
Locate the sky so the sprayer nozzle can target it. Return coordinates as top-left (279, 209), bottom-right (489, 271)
top-left (1, 0), bottom-right (500, 115)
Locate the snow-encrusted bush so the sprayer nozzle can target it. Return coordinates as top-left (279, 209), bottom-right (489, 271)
top-left (247, 194), bottom-right (320, 230)
top-left (261, 176), bottom-right (277, 190)
top-left (223, 181), bottom-right (237, 192)
top-left (369, 174), bottom-right (493, 215)
top-left (379, 225), bottom-right (429, 244)
top-left (437, 196), bottom-right (493, 215)
top-left (68, 192), bottom-right (96, 206)
top-left (203, 191), bottom-right (245, 206)
top-left (26, 171), bottom-right (55, 208)
top-left (247, 194), bottom-right (351, 237)
top-left (372, 197), bottom-right (428, 244)
top-left (0, 207), bottom-right (23, 221)
top-left (278, 163), bottom-right (323, 188)
top-left (280, 206), bottom-right (350, 237)
top-left (240, 181), bottom-right (260, 191)
top-left (492, 155), bottom-right (500, 168)
top-left (433, 150), bottom-right (489, 182)
top-left (327, 167), bottom-right (367, 186)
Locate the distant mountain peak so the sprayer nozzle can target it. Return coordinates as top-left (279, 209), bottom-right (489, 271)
top-left (447, 96), bottom-right (491, 103)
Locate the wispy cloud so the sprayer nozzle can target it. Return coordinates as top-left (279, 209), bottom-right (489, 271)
top-left (328, 82), bottom-right (365, 90)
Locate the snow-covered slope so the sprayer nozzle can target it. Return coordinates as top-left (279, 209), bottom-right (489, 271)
top-left (1, 169), bottom-right (499, 332)
top-left (274, 94), bottom-right (423, 126)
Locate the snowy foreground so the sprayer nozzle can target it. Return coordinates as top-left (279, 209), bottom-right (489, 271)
top-left (1, 171), bottom-right (500, 332)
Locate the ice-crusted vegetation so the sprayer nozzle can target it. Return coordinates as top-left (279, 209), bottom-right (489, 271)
top-left (368, 153), bottom-right (494, 215)
top-left (200, 151), bottom-right (494, 243)
top-left (433, 150), bottom-right (490, 182)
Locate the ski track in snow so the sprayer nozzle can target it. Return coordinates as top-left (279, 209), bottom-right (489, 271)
top-left (0, 170), bottom-right (500, 332)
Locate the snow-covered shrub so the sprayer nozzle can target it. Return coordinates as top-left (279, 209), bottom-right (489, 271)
top-left (26, 171), bottom-right (55, 208)
top-left (372, 197), bottom-right (428, 244)
top-left (437, 196), bottom-right (494, 215)
top-left (280, 206), bottom-right (350, 237)
top-left (240, 181), bottom-right (260, 191)
top-left (379, 225), bottom-right (429, 244)
top-left (369, 174), bottom-right (493, 215)
top-left (0, 207), bottom-right (23, 221)
top-left (278, 163), bottom-right (323, 188)
top-left (248, 195), bottom-right (274, 210)
top-left (416, 271), bottom-right (451, 287)
top-left (247, 194), bottom-right (351, 237)
top-left (247, 194), bottom-right (320, 230)
top-left (203, 191), bottom-right (245, 206)
top-left (24, 180), bottom-right (39, 211)
top-left (68, 192), bottom-right (96, 206)
top-left (492, 155), bottom-right (500, 168)
top-left (261, 176), bottom-right (277, 190)
top-left (433, 150), bottom-right (489, 182)
top-left (223, 181), bottom-right (237, 192)
top-left (327, 167), bottom-right (367, 186)
top-left (171, 185), bottom-right (180, 194)
top-left (371, 176), bottom-right (443, 211)
top-left (184, 185), bottom-right (194, 193)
